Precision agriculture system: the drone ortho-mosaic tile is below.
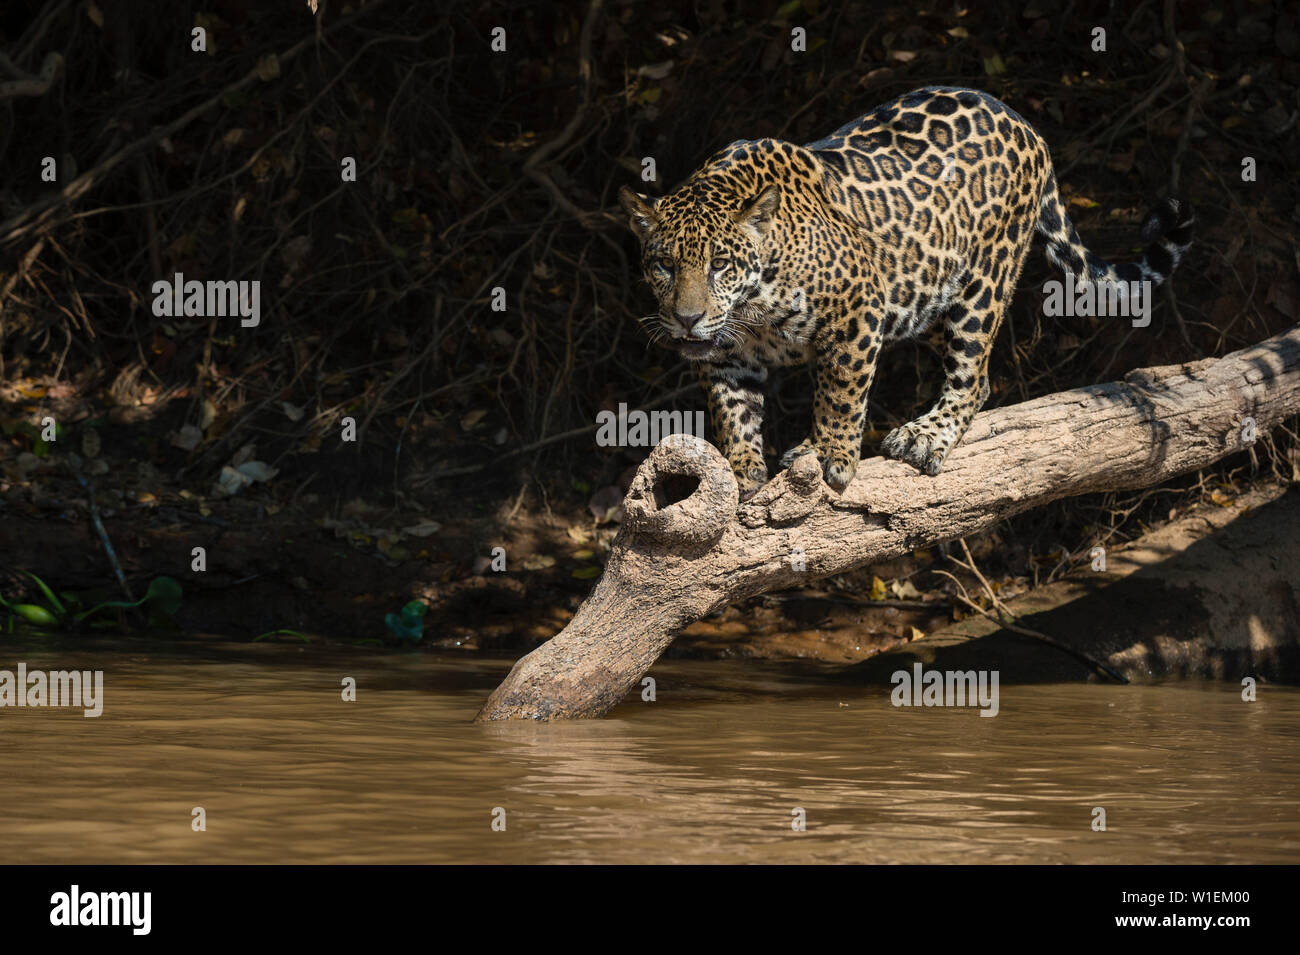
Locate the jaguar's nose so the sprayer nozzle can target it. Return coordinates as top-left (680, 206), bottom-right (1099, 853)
top-left (674, 311), bottom-right (704, 334)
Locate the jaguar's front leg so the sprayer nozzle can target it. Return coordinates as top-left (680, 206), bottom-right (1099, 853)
top-left (697, 359), bottom-right (769, 500)
top-left (780, 323), bottom-right (880, 492)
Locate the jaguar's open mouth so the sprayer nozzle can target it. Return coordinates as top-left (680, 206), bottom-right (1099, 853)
top-left (670, 328), bottom-right (733, 358)
top-left (672, 334), bottom-right (724, 358)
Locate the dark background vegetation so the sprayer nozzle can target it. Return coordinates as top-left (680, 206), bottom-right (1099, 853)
top-left (0, 0), bottom-right (1297, 646)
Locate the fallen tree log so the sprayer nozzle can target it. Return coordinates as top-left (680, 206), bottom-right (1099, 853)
top-left (475, 324), bottom-right (1300, 721)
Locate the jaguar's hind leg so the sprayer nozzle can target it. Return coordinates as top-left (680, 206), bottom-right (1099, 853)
top-left (880, 274), bottom-right (1013, 475)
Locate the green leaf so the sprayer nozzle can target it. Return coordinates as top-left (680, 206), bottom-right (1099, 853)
top-left (76, 576), bottom-right (184, 623)
top-left (13, 604), bottom-right (59, 627)
top-left (571, 566), bottom-right (601, 579)
top-left (25, 572), bottom-right (66, 616)
top-left (143, 576), bottom-right (183, 615)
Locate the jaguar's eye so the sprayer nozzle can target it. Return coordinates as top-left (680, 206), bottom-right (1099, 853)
top-left (710, 257), bottom-right (731, 272)
top-left (652, 258), bottom-right (674, 275)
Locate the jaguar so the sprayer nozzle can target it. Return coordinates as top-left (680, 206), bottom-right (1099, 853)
top-left (618, 85), bottom-right (1193, 498)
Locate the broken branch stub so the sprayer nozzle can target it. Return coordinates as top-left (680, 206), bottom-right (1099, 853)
top-left (475, 324), bottom-right (1300, 721)
top-left (622, 434), bottom-right (737, 547)
top-left (473, 436), bottom-right (740, 721)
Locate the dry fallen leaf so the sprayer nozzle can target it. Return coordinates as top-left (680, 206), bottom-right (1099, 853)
top-left (588, 485), bottom-right (624, 524)
top-left (890, 579), bottom-right (922, 600)
top-left (171, 424), bottom-right (202, 451)
top-left (230, 442), bottom-right (256, 467)
top-left (255, 52), bottom-right (280, 81)
top-left (403, 521), bottom-right (442, 538)
top-left (236, 461), bottom-right (278, 483)
top-left (215, 466), bottom-right (252, 497)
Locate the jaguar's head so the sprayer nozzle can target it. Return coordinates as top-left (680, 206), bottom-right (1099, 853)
top-left (618, 181), bottom-right (778, 360)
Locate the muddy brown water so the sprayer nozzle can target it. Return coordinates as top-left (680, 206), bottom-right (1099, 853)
top-left (1, 638), bottom-right (1296, 864)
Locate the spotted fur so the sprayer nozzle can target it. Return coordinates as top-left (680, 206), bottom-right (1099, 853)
top-left (619, 86), bottom-right (1193, 497)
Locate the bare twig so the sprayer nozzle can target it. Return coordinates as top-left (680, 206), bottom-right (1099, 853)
top-left (521, 0), bottom-right (606, 227)
top-left (942, 540), bottom-right (1129, 683)
top-left (66, 456), bottom-right (137, 609)
top-left (0, 51), bottom-right (62, 100)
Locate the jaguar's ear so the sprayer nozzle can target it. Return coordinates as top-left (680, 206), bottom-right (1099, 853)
top-left (736, 184), bottom-right (779, 238)
top-left (618, 186), bottom-right (658, 239)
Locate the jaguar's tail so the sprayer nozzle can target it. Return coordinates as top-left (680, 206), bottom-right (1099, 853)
top-left (1034, 170), bottom-right (1194, 288)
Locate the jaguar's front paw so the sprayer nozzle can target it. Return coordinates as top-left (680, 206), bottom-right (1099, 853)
top-left (822, 453), bottom-right (857, 491)
top-left (734, 463), bottom-right (769, 502)
top-left (880, 419), bottom-right (953, 476)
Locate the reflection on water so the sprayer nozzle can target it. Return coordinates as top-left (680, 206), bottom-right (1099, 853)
top-left (1, 639), bottom-right (1296, 863)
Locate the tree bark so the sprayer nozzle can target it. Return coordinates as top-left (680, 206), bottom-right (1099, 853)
top-left (475, 324), bottom-right (1300, 721)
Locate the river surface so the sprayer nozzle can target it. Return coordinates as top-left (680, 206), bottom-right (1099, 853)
top-left (1, 639), bottom-right (1296, 864)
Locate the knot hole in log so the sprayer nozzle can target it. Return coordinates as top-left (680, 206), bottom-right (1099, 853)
top-left (622, 434), bottom-right (738, 548)
top-left (655, 472), bottom-right (700, 508)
